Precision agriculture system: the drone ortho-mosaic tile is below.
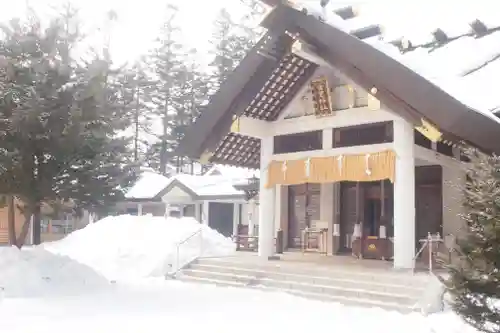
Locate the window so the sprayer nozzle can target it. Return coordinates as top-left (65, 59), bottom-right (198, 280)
top-left (274, 130), bottom-right (322, 154)
top-left (414, 130), bottom-right (432, 149)
top-left (437, 141), bottom-right (454, 157)
top-left (332, 122), bottom-right (393, 148)
top-left (126, 207), bottom-right (138, 215)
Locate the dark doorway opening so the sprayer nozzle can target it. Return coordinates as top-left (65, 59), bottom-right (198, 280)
top-left (208, 202), bottom-right (234, 238)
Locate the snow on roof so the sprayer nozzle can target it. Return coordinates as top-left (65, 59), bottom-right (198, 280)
top-left (295, 0), bottom-right (500, 119)
top-left (205, 165), bottom-right (259, 179)
top-left (170, 174), bottom-right (246, 198)
top-left (125, 170), bottom-right (171, 200)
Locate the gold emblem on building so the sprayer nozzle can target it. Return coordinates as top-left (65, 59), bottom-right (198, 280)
top-left (310, 76), bottom-right (333, 117)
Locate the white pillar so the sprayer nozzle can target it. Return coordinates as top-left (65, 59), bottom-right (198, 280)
top-left (179, 204), bottom-right (185, 218)
top-left (137, 203), bottom-right (143, 216)
top-left (274, 186), bottom-right (282, 235)
top-left (258, 136), bottom-right (276, 258)
top-left (194, 203), bottom-right (202, 223)
top-left (248, 199), bottom-right (255, 236)
top-left (321, 128), bottom-right (334, 255)
top-left (233, 203), bottom-right (240, 237)
top-left (393, 118), bottom-right (416, 269)
top-left (202, 201), bottom-right (210, 226)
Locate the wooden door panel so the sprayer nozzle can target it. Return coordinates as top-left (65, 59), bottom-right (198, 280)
top-left (288, 193), bottom-right (306, 248)
top-left (416, 186), bottom-right (442, 244)
top-left (340, 184), bottom-right (358, 250)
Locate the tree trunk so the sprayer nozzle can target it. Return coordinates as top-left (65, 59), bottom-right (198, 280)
top-left (7, 195), bottom-right (16, 246)
top-left (32, 204), bottom-right (41, 245)
top-left (15, 209), bottom-right (33, 249)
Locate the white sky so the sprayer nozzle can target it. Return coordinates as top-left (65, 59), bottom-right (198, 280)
top-left (0, 0), bottom-right (249, 66)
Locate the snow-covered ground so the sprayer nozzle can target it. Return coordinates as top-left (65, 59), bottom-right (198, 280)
top-left (0, 215), bottom-right (477, 333)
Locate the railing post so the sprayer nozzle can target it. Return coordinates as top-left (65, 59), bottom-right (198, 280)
top-left (199, 230), bottom-right (203, 258)
top-left (428, 233), bottom-right (433, 274)
top-left (176, 245), bottom-right (180, 272)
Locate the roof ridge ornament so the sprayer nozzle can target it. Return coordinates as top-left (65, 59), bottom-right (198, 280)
top-left (415, 118), bottom-right (443, 143)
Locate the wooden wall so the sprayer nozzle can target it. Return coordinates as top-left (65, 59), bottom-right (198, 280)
top-left (0, 198), bottom-right (27, 245)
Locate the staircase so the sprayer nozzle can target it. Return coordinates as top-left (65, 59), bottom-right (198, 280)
top-left (177, 256), bottom-right (434, 313)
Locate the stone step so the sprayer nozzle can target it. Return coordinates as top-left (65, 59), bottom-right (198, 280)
top-left (179, 275), bottom-right (416, 313)
top-left (181, 268), bottom-right (418, 306)
top-left (195, 257), bottom-right (430, 287)
top-left (188, 263), bottom-right (425, 296)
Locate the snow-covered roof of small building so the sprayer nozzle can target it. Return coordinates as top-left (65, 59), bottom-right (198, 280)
top-left (204, 165), bottom-right (259, 179)
top-left (125, 170), bottom-right (171, 200)
top-left (164, 174), bottom-right (246, 198)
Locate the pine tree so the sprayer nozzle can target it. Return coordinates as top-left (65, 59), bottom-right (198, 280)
top-left (0, 9), bottom-right (136, 246)
top-left (209, 4), bottom-right (264, 93)
top-left (115, 62), bottom-right (156, 163)
top-left (445, 147), bottom-right (500, 333)
top-left (147, 4), bottom-right (187, 175)
top-left (172, 49), bottom-right (210, 173)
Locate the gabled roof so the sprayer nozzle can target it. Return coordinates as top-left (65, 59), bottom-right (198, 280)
top-left (125, 170), bottom-right (171, 200)
top-left (178, 2), bottom-right (500, 168)
top-left (156, 174), bottom-right (247, 201)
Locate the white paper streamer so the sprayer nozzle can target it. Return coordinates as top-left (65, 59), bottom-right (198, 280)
top-left (282, 161), bottom-right (287, 174)
top-left (305, 158), bottom-right (311, 177)
top-left (333, 224), bottom-right (340, 236)
top-left (337, 155), bottom-right (343, 173)
top-left (379, 225), bottom-right (387, 239)
top-left (365, 153), bottom-right (372, 175)
top-left (353, 223), bottom-right (361, 238)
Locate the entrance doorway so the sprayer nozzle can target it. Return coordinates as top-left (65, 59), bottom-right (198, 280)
top-left (287, 183), bottom-right (321, 249)
top-left (339, 181), bottom-right (394, 253)
top-left (339, 182), bottom-right (359, 252)
top-left (208, 202), bottom-right (234, 237)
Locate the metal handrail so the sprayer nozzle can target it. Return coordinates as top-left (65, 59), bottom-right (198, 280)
top-left (412, 232), bottom-right (458, 275)
top-left (168, 228), bottom-right (203, 278)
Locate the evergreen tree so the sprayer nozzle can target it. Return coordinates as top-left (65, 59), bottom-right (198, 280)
top-left (172, 49), bottom-right (210, 173)
top-left (445, 147), bottom-right (500, 333)
top-left (0, 9), bottom-right (136, 246)
top-left (209, 3), bottom-right (264, 93)
top-left (115, 62), bottom-right (156, 163)
top-left (147, 4), bottom-right (187, 175)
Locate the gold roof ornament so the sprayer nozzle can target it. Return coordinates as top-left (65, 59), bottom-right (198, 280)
top-left (230, 115), bottom-right (240, 133)
top-left (367, 95), bottom-right (380, 110)
top-left (347, 85), bottom-right (356, 108)
top-left (415, 118), bottom-right (443, 143)
top-left (199, 150), bottom-right (214, 165)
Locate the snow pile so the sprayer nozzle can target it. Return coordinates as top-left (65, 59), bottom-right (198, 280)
top-left (0, 246), bottom-right (109, 298)
top-left (43, 215), bottom-right (236, 280)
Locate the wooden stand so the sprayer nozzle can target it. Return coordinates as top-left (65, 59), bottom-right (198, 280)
top-left (234, 235), bottom-right (259, 251)
top-left (301, 228), bottom-right (328, 254)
